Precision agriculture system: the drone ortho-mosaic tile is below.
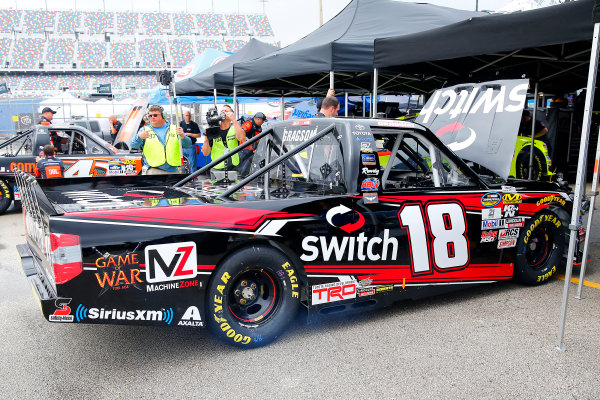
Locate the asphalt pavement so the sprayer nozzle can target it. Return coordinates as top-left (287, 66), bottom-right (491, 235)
top-left (0, 201), bottom-right (599, 399)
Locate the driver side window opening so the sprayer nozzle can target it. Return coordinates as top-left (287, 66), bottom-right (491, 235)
top-left (375, 131), bottom-right (475, 190)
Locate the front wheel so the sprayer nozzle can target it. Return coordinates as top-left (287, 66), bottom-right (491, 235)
top-left (515, 146), bottom-right (546, 181)
top-left (206, 246), bottom-right (301, 348)
top-left (514, 212), bottom-right (565, 285)
top-left (0, 179), bottom-right (13, 215)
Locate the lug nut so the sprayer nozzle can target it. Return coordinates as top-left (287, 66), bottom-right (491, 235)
top-left (240, 299), bottom-right (246, 305)
top-left (241, 280), bottom-right (247, 287)
top-left (234, 290), bottom-right (241, 296)
top-left (250, 283), bottom-right (257, 289)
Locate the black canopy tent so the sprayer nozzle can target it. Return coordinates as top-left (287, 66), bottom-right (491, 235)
top-left (233, 0), bottom-right (484, 96)
top-left (373, 0), bottom-right (595, 94)
top-left (175, 39), bottom-right (279, 97)
top-left (373, 0), bottom-right (599, 350)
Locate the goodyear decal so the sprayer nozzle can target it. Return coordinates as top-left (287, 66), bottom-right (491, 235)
top-left (536, 195), bottom-right (566, 207)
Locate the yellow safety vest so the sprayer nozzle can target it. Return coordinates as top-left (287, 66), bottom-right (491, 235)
top-left (142, 124), bottom-right (181, 168)
top-left (211, 125), bottom-right (239, 169)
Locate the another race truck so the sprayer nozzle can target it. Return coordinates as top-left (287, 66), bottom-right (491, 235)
top-left (0, 124), bottom-right (143, 214)
top-left (16, 117), bottom-right (584, 348)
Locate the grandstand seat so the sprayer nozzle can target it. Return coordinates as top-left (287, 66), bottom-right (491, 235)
top-left (168, 39), bottom-right (195, 68)
top-left (197, 14), bottom-right (225, 36)
top-left (247, 14), bottom-right (274, 36)
top-left (84, 11), bottom-right (115, 34)
top-left (12, 38), bottom-right (45, 69)
top-left (47, 39), bottom-right (75, 65)
top-left (23, 10), bottom-right (57, 33)
top-left (57, 11), bottom-right (81, 34)
top-left (224, 14), bottom-right (249, 37)
top-left (224, 40), bottom-right (246, 52)
top-left (77, 41), bottom-right (106, 68)
top-left (111, 41), bottom-right (136, 69)
top-left (139, 39), bottom-right (166, 68)
top-left (0, 9), bottom-right (22, 33)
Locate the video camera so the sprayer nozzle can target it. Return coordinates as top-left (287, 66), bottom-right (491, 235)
top-left (205, 107), bottom-right (227, 139)
top-left (156, 70), bottom-right (172, 87)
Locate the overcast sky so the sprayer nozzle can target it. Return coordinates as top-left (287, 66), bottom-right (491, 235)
top-left (7, 0), bottom-right (531, 46)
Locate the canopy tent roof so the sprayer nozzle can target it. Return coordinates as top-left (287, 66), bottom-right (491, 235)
top-left (176, 39), bottom-right (279, 96)
top-left (233, 0), bottom-right (484, 95)
top-left (373, 0), bottom-right (595, 94)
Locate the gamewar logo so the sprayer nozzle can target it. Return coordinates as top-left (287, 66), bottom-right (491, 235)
top-left (94, 252), bottom-right (143, 295)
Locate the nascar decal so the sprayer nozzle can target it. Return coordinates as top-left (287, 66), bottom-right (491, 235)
top-left (361, 153), bottom-right (376, 165)
top-left (481, 192), bottom-right (501, 207)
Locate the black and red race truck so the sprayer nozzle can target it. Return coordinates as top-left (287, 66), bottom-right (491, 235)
top-left (0, 124), bottom-right (143, 214)
top-left (16, 117), bottom-right (585, 348)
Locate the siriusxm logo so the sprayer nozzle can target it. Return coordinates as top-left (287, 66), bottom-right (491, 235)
top-left (75, 304), bottom-right (173, 324)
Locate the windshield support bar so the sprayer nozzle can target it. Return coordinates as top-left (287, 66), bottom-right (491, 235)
top-left (174, 126), bottom-right (275, 187)
top-left (217, 123), bottom-right (336, 200)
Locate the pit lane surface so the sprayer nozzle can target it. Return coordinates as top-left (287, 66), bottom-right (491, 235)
top-left (1, 204), bottom-right (599, 399)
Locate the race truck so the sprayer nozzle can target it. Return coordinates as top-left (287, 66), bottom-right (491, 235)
top-left (16, 117), bottom-right (585, 348)
top-left (0, 124), bottom-right (143, 214)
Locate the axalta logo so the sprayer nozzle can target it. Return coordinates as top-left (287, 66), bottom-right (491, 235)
top-left (75, 305), bottom-right (174, 324)
top-left (145, 242), bottom-right (197, 283)
top-left (178, 306), bottom-right (203, 327)
top-left (301, 204), bottom-right (398, 262)
top-left (435, 122), bottom-right (477, 151)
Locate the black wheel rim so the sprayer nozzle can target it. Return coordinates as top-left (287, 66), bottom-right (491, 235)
top-left (525, 227), bottom-right (551, 269)
top-left (228, 268), bottom-right (280, 325)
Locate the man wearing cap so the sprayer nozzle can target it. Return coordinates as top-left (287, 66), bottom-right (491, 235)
top-left (238, 112), bottom-right (267, 176)
top-left (39, 107), bottom-right (56, 126)
top-left (35, 144), bottom-right (65, 179)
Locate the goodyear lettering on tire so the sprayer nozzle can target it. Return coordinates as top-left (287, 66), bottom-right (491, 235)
top-left (212, 271), bottom-right (251, 346)
top-left (524, 214), bottom-right (562, 244)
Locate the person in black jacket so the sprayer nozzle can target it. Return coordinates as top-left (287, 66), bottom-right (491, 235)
top-left (180, 111), bottom-right (202, 170)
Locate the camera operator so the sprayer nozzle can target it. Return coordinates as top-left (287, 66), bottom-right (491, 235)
top-left (201, 105), bottom-right (246, 171)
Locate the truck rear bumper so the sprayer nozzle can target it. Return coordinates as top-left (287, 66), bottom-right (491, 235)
top-left (17, 243), bottom-right (59, 320)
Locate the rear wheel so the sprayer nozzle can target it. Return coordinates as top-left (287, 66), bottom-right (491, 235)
top-left (514, 212), bottom-right (565, 285)
top-left (0, 179), bottom-right (13, 215)
top-left (206, 246), bottom-right (301, 348)
top-left (515, 146), bottom-right (546, 181)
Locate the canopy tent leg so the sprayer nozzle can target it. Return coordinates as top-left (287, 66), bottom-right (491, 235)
top-left (372, 68), bottom-right (378, 117)
top-left (329, 71), bottom-right (334, 91)
top-left (556, 22), bottom-right (600, 352)
top-left (362, 96), bottom-right (365, 117)
top-left (345, 92), bottom-right (348, 117)
top-left (528, 81), bottom-right (539, 180)
top-left (280, 91), bottom-right (285, 120)
top-left (575, 126), bottom-right (599, 300)
top-left (233, 86), bottom-right (238, 116)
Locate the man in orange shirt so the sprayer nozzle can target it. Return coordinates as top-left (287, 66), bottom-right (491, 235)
top-left (36, 144), bottom-right (65, 179)
top-left (39, 107), bottom-right (56, 125)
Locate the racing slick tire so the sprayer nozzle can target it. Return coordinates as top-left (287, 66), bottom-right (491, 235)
top-left (206, 245), bottom-right (301, 348)
top-left (514, 211), bottom-right (565, 285)
top-left (0, 179), bottom-right (13, 215)
top-left (515, 146), bottom-right (545, 181)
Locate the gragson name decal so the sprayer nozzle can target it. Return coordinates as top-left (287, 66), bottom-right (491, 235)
top-left (301, 203), bottom-right (470, 274)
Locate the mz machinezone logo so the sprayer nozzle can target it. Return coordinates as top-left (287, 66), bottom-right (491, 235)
top-left (144, 242), bottom-right (200, 292)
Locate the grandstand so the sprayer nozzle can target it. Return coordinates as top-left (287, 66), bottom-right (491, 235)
top-left (0, 8), bottom-right (277, 99)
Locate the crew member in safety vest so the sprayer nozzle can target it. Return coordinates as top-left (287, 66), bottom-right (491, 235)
top-left (129, 105), bottom-right (191, 175)
top-left (108, 115), bottom-right (122, 143)
top-left (35, 144), bottom-right (65, 179)
top-left (201, 104), bottom-right (246, 171)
